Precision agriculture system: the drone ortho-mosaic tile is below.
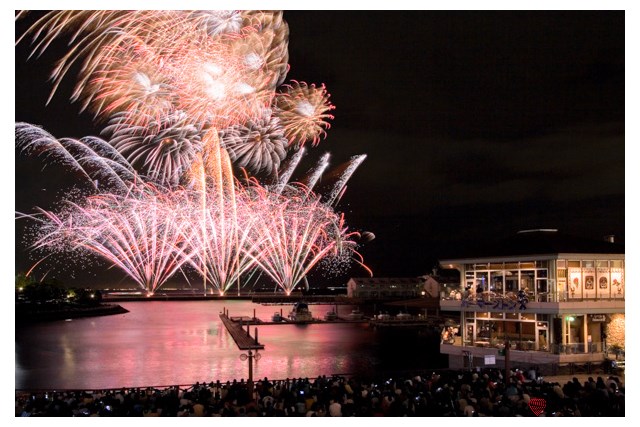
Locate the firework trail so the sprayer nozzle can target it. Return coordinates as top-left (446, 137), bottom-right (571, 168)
top-left (324, 154), bottom-right (368, 207)
top-left (181, 129), bottom-right (254, 295)
top-left (272, 146), bottom-right (306, 193)
top-left (299, 152), bottom-right (331, 194)
top-left (15, 122), bottom-right (138, 193)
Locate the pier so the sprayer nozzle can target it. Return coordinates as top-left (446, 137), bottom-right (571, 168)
top-left (219, 309), bottom-right (264, 350)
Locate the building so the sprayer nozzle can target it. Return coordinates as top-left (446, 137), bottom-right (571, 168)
top-left (437, 229), bottom-right (624, 371)
top-left (347, 277), bottom-right (426, 299)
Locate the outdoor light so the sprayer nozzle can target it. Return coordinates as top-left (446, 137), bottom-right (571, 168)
top-left (566, 316), bottom-right (575, 322)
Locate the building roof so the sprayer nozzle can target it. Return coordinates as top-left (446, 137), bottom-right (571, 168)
top-left (439, 229), bottom-right (624, 262)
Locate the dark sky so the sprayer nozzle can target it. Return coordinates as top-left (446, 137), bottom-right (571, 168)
top-left (14, 10), bottom-right (625, 285)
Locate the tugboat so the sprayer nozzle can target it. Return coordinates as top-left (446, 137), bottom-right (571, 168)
top-left (288, 302), bottom-right (313, 322)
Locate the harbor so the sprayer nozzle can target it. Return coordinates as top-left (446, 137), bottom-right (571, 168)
top-left (219, 304), bottom-right (441, 329)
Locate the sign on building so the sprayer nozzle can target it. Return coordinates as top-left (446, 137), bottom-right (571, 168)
top-left (484, 355), bottom-right (496, 365)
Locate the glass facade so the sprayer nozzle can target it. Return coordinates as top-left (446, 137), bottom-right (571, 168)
top-left (441, 256), bottom-right (624, 355)
top-left (462, 261), bottom-right (551, 301)
top-left (453, 258), bottom-right (624, 302)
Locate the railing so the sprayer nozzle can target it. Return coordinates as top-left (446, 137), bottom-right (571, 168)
top-left (442, 338), bottom-right (609, 355)
top-left (549, 342), bottom-right (605, 354)
top-left (442, 290), bottom-right (624, 303)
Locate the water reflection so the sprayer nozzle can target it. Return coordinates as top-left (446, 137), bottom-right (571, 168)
top-left (15, 300), bottom-right (442, 390)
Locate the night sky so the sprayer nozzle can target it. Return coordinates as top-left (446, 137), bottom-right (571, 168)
top-left (13, 10), bottom-right (626, 287)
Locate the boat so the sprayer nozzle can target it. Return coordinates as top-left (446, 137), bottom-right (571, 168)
top-left (288, 302), bottom-right (313, 322)
top-left (376, 312), bottom-right (391, 320)
top-left (324, 310), bottom-right (338, 321)
top-left (346, 309), bottom-right (364, 320)
top-left (396, 312), bottom-right (412, 320)
top-left (272, 312), bottom-right (283, 322)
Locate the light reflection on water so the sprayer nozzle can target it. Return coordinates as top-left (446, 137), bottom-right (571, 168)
top-left (15, 300), bottom-right (440, 390)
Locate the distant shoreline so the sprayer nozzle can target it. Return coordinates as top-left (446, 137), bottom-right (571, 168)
top-left (15, 303), bottom-right (129, 324)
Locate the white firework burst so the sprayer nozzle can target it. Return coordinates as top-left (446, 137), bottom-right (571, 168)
top-left (218, 109), bottom-right (287, 176)
top-left (104, 112), bottom-right (203, 187)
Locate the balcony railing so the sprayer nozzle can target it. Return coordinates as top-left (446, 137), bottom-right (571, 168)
top-left (442, 290), bottom-right (624, 303)
top-left (549, 342), bottom-right (605, 354)
top-left (442, 338), bottom-right (608, 355)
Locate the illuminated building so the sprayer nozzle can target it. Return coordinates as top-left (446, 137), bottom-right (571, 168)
top-left (346, 277), bottom-right (426, 299)
top-left (438, 229), bottom-right (624, 371)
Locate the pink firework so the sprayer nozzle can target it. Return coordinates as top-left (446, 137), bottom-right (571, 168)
top-left (244, 183), bottom-right (355, 295)
top-left (274, 80), bottom-right (335, 149)
top-left (27, 183), bottom-right (196, 294)
top-left (17, 10), bottom-right (278, 130)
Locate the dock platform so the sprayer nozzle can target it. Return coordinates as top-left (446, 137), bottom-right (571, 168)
top-left (219, 313), bottom-right (264, 350)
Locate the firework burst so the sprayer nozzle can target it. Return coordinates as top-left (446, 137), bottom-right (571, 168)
top-left (17, 10), bottom-right (276, 130)
top-left (16, 10), bottom-right (372, 291)
top-left (25, 183), bottom-right (196, 294)
top-left (245, 183), bottom-right (355, 295)
top-left (274, 81), bottom-right (335, 149)
top-left (104, 112), bottom-right (203, 187)
top-left (218, 109), bottom-right (287, 176)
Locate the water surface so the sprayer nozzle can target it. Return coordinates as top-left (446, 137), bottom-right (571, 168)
top-left (15, 300), bottom-right (442, 390)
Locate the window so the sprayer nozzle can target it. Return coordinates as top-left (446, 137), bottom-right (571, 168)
top-left (505, 271), bottom-right (519, 294)
top-left (476, 272), bottom-right (488, 293)
top-left (521, 271), bottom-right (535, 292)
top-left (490, 271), bottom-right (504, 294)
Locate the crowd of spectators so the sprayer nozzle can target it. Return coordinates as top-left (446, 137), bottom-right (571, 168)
top-left (15, 367), bottom-right (624, 417)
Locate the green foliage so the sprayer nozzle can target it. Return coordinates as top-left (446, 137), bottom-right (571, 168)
top-left (19, 282), bottom-right (66, 303)
top-left (609, 343), bottom-right (624, 355)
